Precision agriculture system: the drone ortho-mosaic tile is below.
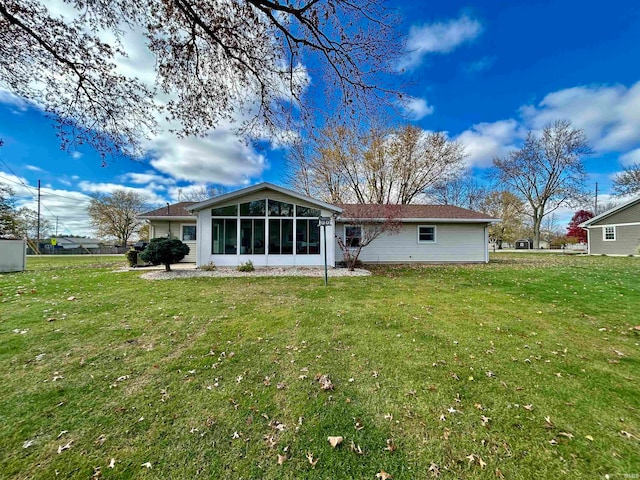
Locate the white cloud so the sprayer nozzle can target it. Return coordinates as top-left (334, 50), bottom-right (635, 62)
top-left (25, 165), bottom-right (44, 172)
top-left (0, 88), bottom-right (29, 111)
top-left (399, 15), bottom-right (483, 71)
top-left (120, 171), bottom-right (176, 186)
top-left (620, 148), bottom-right (640, 166)
top-left (148, 130), bottom-right (267, 186)
top-left (455, 119), bottom-right (524, 168)
top-left (77, 181), bottom-right (166, 205)
top-left (0, 171), bottom-right (96, 236)
top-left (454, 80), bottom-right (640, 170)
top-left (520, 81), bottom-right (640, 152)
top-left (401, 97), bottom-right (435, 120)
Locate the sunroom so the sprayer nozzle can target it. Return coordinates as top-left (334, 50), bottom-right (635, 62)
top-left (186, 183), bottom-right (341, 267)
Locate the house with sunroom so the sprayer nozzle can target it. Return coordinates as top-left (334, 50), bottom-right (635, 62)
top-left (579, 196), bottom-right (640, 255)
top-left (138, 182), bottom-right (497, 267)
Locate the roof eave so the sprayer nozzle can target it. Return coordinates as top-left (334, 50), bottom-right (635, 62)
top-left (137, 215), bottom-right (195, 221)
top-left (579, 195), bottom-right (640, 227)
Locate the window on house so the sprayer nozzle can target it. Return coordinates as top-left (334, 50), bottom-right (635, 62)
top-left (212, 205), bottom-right (237, 216)
top-left (240, 219), bottom-right (265, 254)
top-left (182, 225), bottom-right (196, 241)
top-left (418, 225), bottom-right (436, 243)
top-left (240, 200), bottom-right (266, 216)
top-left (296, 205), bottom-right (322, 217)
top-left (268, 200), bottom-right (294, 217)
top-left (268, 218), bottom-right (294, 254)
top-left (603, 226), bottom-right (616, 241)
top-left (344, 225), bottom-right (362, 247)
top-left (212, 218), bottom-right (237, 254)
top-left (296, 219), bottom-right (320, 254)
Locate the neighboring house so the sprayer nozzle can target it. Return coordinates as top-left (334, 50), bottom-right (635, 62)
top-left (139, 183), bottom-right (497, 267)
top-left (579, 196), bottom-right (640, 255)
top-left (137, 202), bottom-right (197, 262)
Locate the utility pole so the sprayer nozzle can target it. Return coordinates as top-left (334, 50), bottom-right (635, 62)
top-left (594, 182), bottom-right (598, 214)
top-left (55, 216), bottom-right (59, 237)
top-left (36, 179), bottom-right (41, 254)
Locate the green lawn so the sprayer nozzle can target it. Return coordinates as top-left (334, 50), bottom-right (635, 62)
top-left (1, 254), bottom-right (638, 479)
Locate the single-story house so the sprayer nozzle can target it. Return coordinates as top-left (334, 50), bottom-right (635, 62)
top-left (579, 196), bottom-right (640, 255)
top-left (138, 182), bottom-right (497, 267)
top-left (137, 202), bottom-right (197, 262)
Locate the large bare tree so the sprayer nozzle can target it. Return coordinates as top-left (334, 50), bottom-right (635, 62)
top-left (427, 175), bottom-right (487, 210)
top-left (288, 124), bottom-right (466, 204)
top-left (87, 190), bottom-right (147, 246)
top-left (612, 163), bottom-right (640, 196)
top-left (492, 120), bottom-right (591, 248)
top-left (0, 0), bottom-right (400, 159)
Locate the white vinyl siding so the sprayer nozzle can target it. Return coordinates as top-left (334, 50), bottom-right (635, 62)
top-left (148, 220), bottom-right (197, 262)
top-left (336, 222), bottom-right (487, 263)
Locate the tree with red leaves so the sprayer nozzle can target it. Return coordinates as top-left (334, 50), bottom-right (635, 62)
top-left (566, 210), bottom-right (594, 242)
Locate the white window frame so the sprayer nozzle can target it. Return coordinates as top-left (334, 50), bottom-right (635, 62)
top-left (417, 225), bottom-right (437, 243)
top-left (343, 225), bottom-right (362, 248)
top-left (602, 226), bottom-right (616, 241)
top-left (181, 224), bottom-right (197, 241)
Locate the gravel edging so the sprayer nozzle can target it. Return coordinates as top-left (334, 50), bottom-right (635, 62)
top-left (138, 267), bottom-right (371, 280)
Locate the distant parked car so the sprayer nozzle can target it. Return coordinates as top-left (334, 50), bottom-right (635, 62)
top-left (133, 241), bottom-right (149, 251)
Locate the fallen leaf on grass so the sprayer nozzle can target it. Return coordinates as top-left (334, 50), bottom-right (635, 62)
top-left (558, 432), bottom-right (574, 439)
top-left (306, 451), bottom-right (318, 467)
top-left (481, 415), bottom-right (491, 427)
top-left (465, 454), bottom-right (486, 469)
top-left (328, 436), bottom-right (343, 448)
top-left (108, 458), bottom-right (115, 468)
top-left (57, 430), bottom-right (68, 439)
top-left (350, 441), bottom-right (364, 455)
top-left (585, 435), bottom-right (594, 441)
top-left (544, 416), bottom-right (554, 428)
top-left (354, 418), bottom-right (365, 431)
top-left (428, 463), bottom-right (440, 477)
top-left (549, 439), bottom-right (558, 446)
top-left (621, 430), bottom-right (638, 440)
top-left (613, 349), bottom-right (625, 357)
top-left (57, 440), bottom-right (73, 454)
top-left (384, 439), bottom-right (396, 453)
top-left (376, 470), bottom-right (392, 479)
top-left (277, 454), bottom-right (287, 465)
top-left (316, 374), bottom-right (334, 391)
top-left (523, 404), bottom-right (534, 411)
top-left (22, 439), bottom-right (35, 449)
top-left (141, 462), bottom-right (152, 469)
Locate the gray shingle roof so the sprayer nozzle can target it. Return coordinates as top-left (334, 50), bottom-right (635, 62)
top-left (139, 202), bottom-right (196, 218)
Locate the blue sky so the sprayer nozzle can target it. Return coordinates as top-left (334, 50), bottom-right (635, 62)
top-left (1, 0), bottom-right (640, 236)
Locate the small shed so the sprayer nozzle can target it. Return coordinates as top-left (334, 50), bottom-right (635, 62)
top-left (0, 239), bottom-right (26, 272)
top-left (515, 239), bottom-right (531, 250)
